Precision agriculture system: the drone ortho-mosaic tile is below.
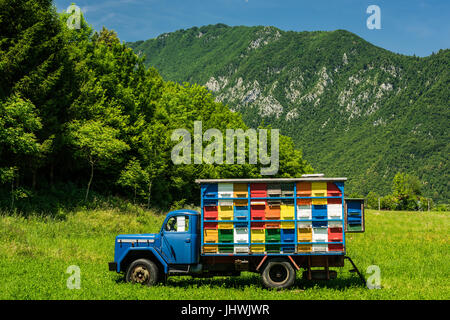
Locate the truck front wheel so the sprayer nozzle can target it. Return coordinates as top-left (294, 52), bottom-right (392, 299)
top-left (261, 259), bottom-right (296, 289)
top-left (126, 259), bottom-right (159, 286)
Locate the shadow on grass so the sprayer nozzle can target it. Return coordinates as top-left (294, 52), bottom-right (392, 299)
top-left (114, 271), bottom-right (366, 290)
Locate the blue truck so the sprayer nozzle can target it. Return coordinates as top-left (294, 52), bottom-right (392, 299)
top-left (108, 176), bottom-right (365, 289)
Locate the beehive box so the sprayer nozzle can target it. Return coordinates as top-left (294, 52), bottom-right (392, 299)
top-left (197, 178), bottom-right (360, 255)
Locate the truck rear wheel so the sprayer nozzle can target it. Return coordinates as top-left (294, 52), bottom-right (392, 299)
top-left (261, 259), bottom-right (296, 289)
top-left (126, 258), bottom-right (159, 286)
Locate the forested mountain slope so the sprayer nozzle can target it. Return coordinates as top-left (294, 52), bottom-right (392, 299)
top-left (128, 24), bottom-right (449, 202)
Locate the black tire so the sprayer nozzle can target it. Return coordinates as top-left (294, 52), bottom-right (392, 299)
top-left (261, 259), bottom-right (296, 289)
top-left (125, 258), bottom-right (159, 286)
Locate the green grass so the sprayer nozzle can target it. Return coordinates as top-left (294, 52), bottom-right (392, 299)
top-left (0, 208), bottom-right (448, 299)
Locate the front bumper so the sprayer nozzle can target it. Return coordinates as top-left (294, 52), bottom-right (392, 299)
top-left (108, 262), bottom-right (117, 272)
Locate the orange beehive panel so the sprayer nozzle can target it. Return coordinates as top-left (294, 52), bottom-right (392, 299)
top-left (266, 201), bottom-right (281, 219)
top-left (297, 198), bottom-right (312, 206)
top-left (296, 182), bottom-right (311, 196)
top-left (265, 222), bottom-right (281, 229)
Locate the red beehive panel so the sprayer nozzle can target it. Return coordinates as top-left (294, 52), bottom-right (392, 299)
top-left (327, 182), bottom-right (342, 197)
top-left (328, 242), bottom-right (344, 252)
top-left (204, 205), bottom-right (218, 219)
top-left (251, 221), bottom-right (265, 229)
top-left (251, 203), bottom-right (266, 219)
top-left (327, 198), bottom-right (342, 205)
top-left (328, 227), bottom-right (343, 241)
top-left (250, 183), bottom-right (267, 198)
top-left (203, 221), bottom-right (218, 229)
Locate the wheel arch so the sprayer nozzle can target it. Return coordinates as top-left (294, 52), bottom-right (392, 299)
top-left (119, 248), bottom-right (168, 275)
top-left (258, 256), bottom-right (298, 273)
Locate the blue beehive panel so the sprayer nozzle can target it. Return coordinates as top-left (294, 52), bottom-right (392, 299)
top-left (312, 220), bottom-right (328, 228)
top-left (280, 229), bottom-right (295, 242)
top-left (347, 200), bottom-right (362, 225)
top-left (281, 245), bottom-right (295, 253)
top-left (204, 199), bottom-right (218, 206)
top-left (347, 201), bottom-right (362, 214)
top-left (234, 206), bottom-right (249, 220)
top-left (348, 215), bottom-right (362, 225)
top-left (312, 205), bottom-right (327, 218)
top-left (202, 183), bottom-right (218, 199)
top-left (234, 222), bottom-right (248, 229)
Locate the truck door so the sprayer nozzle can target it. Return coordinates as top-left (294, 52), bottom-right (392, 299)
top-left (161, 215), bottom-right (195, 264)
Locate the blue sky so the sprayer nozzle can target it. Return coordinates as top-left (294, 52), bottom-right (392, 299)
top-left (55, 0), bottom-right (449, 57)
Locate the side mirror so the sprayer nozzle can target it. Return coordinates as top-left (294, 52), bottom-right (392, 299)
top-left (344, 198), bottom-right (365, 233)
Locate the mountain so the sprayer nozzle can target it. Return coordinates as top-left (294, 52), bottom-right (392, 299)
top-left (127, 24), bottom-right (450, 202)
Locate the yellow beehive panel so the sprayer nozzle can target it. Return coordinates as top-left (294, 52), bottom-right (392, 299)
top-left (297, 228), bottom-right (312, 241)
top-left (251, 229), bottom-right (265, 242)
top-left (280, 221), bottom-right (295, 229)
top-left (203, 245), bottom-right (218, 253)
top-left (280, 204), bottom-right (295, 219)
top-left (204, 229), bottom-right (218, 242)
top-left (218, 204), bottom-right (233, 219)
top-left (251, 244), bottom-right (265, 253)
top-left (297, 244), bottom-right (312, 252)
top-left (218, 222), bottom-right (233, 229)
top-left (311, 182), bottom-right (327, 205)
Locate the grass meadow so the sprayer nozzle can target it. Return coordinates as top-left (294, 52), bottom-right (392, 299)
top-left (0, 208), bottom-right (448, 300)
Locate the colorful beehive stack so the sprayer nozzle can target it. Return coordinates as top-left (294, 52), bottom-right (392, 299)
top-left (201, 180), bottom-right (345, 254)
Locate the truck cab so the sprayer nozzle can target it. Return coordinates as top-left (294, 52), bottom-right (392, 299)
top-left (109, 210), bottom-right (200, 285)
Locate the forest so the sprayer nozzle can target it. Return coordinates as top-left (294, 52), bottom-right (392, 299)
top-left (0, 0), bottom-right (313, 215)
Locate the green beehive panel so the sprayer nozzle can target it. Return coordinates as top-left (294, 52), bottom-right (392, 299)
top-left (218, 243), bottom-right (234, 253)
top-left (347, 224), bottom-right (363, 232)
top-left (266, 244), bottom-right (281, 253)
top-left (265, 229), bottom-right (281, 242)
top-left (218, 229), bottom-right (234, 242)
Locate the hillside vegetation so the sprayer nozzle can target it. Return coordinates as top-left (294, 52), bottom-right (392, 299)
top-left (128, 24), bottom-right (449, 203)
top-left (0, 208), bottom-right (448, 299)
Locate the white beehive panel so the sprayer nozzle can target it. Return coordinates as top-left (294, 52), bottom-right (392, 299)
top-left (297, 221), bottom-right (312, 228)
top-left (328, 220), bottom-right (343, 228)
top-left (297, 204), bottom-right (312, 219)
top-left (234, 228), bottom-right (249, 242)
top-left (234, 245), bottom-right (249, 254)
top-left (328, 204), bottom-right (342, 219)
top-left (218, 183), bottom-right (234, 198)
top-left (312, 244), bottom-right (328, 252)
top-left (312, 227), bottom-right (328, 242)
top-left (218, 200), bottom-right (233, 207)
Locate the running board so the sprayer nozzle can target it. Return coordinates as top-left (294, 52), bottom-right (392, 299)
top-left (168, 265), bottom-right (190, 274)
